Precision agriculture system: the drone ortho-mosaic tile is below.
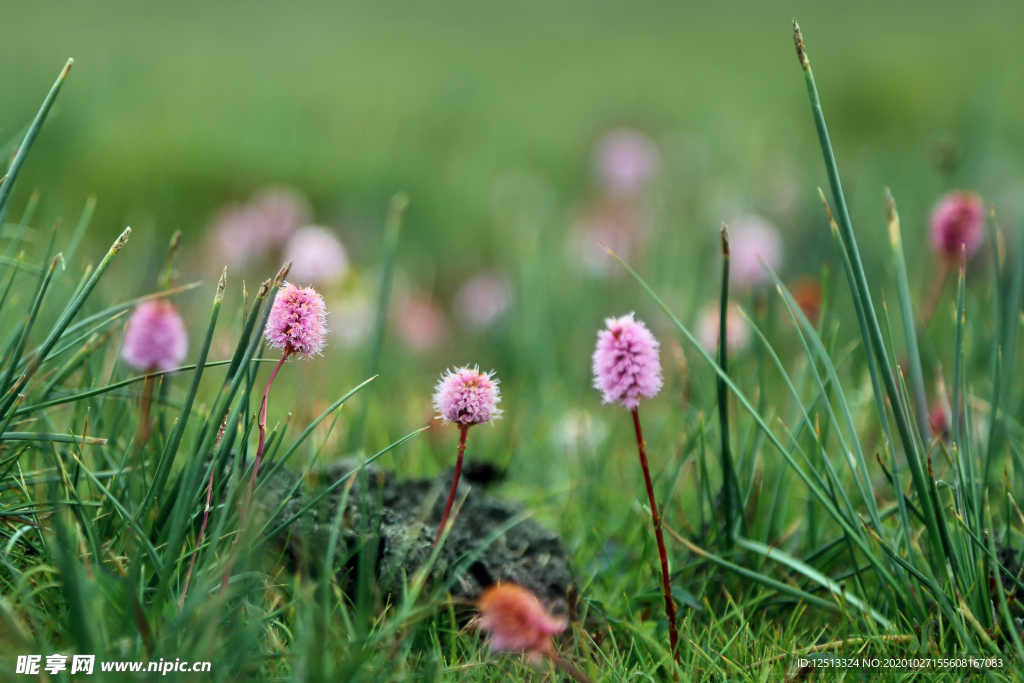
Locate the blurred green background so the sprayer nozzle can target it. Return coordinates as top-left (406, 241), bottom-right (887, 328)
top-left (1, 0), bottom-right (1023, 507)
top-left (3, 1), bottom-right (1023, 252)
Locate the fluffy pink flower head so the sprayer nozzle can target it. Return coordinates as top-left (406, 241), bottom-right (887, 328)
top-left (283, 226), bottom-right (349, 286)
top-left (930, 191), bottom-right (985, 260)
top-left (478, 583), bottom-right (567, 661)
top-left (123, 300), bottom-right (189, 372)
top-left (593, 128), bottom-right (659, 197)
top-left (433, 366), bottom-right (502, 426)
top-left (696, 302), bottom-right (751, 357)
top-left (592, 313), bottom-right (663, 410)
top-left (728, 215), bottom-right (783, 289)
top-left (264, 282), bottom-right (328, 357)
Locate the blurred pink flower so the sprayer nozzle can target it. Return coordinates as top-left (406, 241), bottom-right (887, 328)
top-left (283, 226), bottom-right (349, 286)
top-left (696, 301), bottom-right (750, 356)
top-left (929, 403), bottom-right (949, 439)
top-left (453, 268), bottom-right (513, 331)
top-left (395, 292), bottom-right (449, 353)
top-left (478, 583), bottom-right (566, 661)
top-left (592, 313), bottom-right (663, 410)
top-left (930, 191), bottom-right (985, 260)
top-left (210, 185), bottom-right (310, 270)
top-left (728, 215), bottom-right (783, 289)
top-left (250, 186), bottom-right (311, 246)
top-left (433, 366), bottom-right (502, 426)
top-left (264, 282), bottom-right (328, 357)
top-left (594, 129), bottom-right (659, 197)
top-left (123, 300), bottom-right (189, 372)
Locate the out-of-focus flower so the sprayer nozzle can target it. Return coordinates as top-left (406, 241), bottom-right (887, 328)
top-left (929, 403), bottom-right (950, 440)
top-left (123, 300), bottom-right (189, 372)
top-left (478, 583), bottom-right (566, 662)
top-left (566, 203), bottom-right (640, 278)
top-left (790, 276), bottom-right (824, 325)
top-left (433, 366), bottom-right (502, 426)
top-left (250, 186), bottom-right (311, 247)
top-left (395, 291), bottom-right (449, 353)
top-left (553, 409), bottom-right (608, 455)
top-left (453, 268), bottom-right (513, 331)
top-left (593, 129), bottom-right (659, 197)
top-left (593, 313), bottom-right (663, 410)
top-left (930, 191), bottom-right (985, 261)
top-left (727, 215), bottom-right (783, 289)
top-left (696, 302), bottom-right (750, 357)
top-left (283, 226), bottom-right (349, 286)
top-left (331, 291), bottom-right (375, 349)
top-left (265, 282), bottom-right (328, 357)
top-left (210, 185), bottom-right (311, 270)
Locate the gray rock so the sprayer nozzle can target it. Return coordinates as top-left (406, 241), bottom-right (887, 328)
top-left (257, 457), bottom-right (573, 611)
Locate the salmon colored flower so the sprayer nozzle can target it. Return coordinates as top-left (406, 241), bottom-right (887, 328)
top-left (478, 583), bottom-right (566, 661)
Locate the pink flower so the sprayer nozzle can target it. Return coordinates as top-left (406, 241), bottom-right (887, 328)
top-left (453, 268), bottom-right (513, 331)
top-left (249, 186), bottom-right (311, 247)
top-left (433, 366), bottom-right (502, 426)
top-left (395, 292), bottom-right (449, 353)
top-left (696, 302), bottom-right (751, 356)
top-left (478, 583), bottom-right (566, 661)
top-left (929, 403), bottom-right (950, 439)
top-left (264, 282), bottom-right (328, 357)
top-left (210, 202), bottom-right (272, 269)
top-left (727, 215), bottom-right (783, 288)
top-left (593, 129), bottom-right (659, 196)
top-left (592, 313), bottom-right (663, 410)
top-left (209, 186), bottom-right (310, 270)
top-left (283, 226), bottom-right (349, 286)
top-left (123, 300), bottom-right (189, 372)
top-left (930, 191), bottom-right (985, 260)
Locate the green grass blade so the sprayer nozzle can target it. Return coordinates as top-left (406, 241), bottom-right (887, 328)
top-left (795, 25), bottom-right (932, 556)
top-left (140, 268), bottom-right (226, 518)
top-left (887, 190), bottom-right (931, 445)
top-left (0, 60), bottom-right (73, 228)
top-left (717, 224), bottom-right (736, 548)
top-left (347, 193), bottom-right (407, 452)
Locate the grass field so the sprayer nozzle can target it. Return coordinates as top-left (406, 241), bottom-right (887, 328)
top-left (1, 3), bottom-right (1024, 681)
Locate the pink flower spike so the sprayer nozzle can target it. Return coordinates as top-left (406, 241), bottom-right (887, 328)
top-left (930, 191), bottom-right (985, 260)
top-left (123, 300), bottom-right (188, 372)
top-left (478, 583), bottom-right (567, 661)
top-left (592, 313), bottom-right (663, 410)
top-left (264, 282), bottom-right (328, 357)
top-left (433, 366), bottom-right (502, 426)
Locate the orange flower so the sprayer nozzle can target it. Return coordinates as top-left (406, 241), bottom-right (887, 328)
top-left (478, 584), bottom-right (566, 661)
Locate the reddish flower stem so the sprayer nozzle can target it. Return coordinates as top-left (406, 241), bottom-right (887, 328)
top-left (220, 350), bottom-right (289, 595)
top-left (631, 406), bottom-right (679, 663)
top-left (433, 424), bottom-right (469, 547)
